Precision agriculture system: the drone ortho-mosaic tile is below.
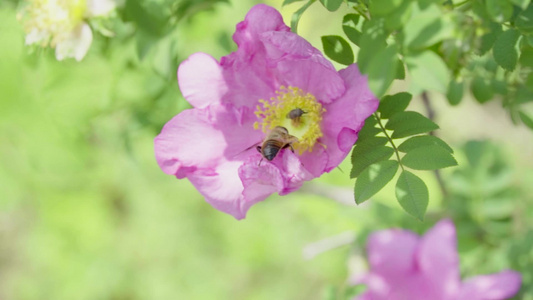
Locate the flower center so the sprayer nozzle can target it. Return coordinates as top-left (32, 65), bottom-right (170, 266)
top-left (254, 86), bottom-right (325, 153)
top-left (19, 0), bottom-right (87, 47)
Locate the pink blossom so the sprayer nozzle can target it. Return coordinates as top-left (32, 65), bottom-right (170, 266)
top-left (355, 219), bottom-right (521, 300)
top-left (154, 4), bottom-right (378, 219)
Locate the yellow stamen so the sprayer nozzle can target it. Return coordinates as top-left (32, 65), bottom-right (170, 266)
top-left (254, 86), bottom-right (325, 153)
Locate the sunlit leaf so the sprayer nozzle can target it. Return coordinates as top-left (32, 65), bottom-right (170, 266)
top-left (354, 160), bottom-right (399, 204)
top-left (367, 45), bottom-right (399, 98)
top-left (516, 5), bottom-right (533, 35)
top-left (319, 0), bottom-right (343, 11)
top-left (401, 145), bottom-right (457, 170)
top-left (519, 111), bottom-right (533, 130)
top-left (368, 0), bottom-right (402, 16)
top-left (385, 111), bottom-right (439, 139)
top-left (351, 145), bottom-right (394, 178)
top-left (378, 92), bottom-right (412, 119)
top-left (357, 115), bottom-right (381, 140)
top-left (398, 135), bottom-right (453, 153)
top-left (486, 0), bottom-right (513, 23)
top-left (396, 171), bottom-right (428, 220)
top-left (358, 19), bottom-right (388, 73)
top-left (342, 14), bottom-right (362, 45)
top-left (403, 4), bottom-right (454, 50)
top-left (321, 35), bottom-right (354, 65)
top-left (405, 51), bottom-right (450, 94)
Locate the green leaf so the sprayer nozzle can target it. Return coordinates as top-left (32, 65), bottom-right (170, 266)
top-left (405, 51), bottom-right (450, 94)
top-left (357, 115), bottom-right (381, 139)
top-left (509, 0), bottom-right (530, 9)
top-left (520, 47), bottom-right (533, 68)
top-left (368, 0), bottom-right (403, 16)
top-left (385, 111), bottom-right (439, 138)
top-left (401, 145), bottom-right (457, 170)
top-left (471, 77), bottom-right (494, 103)
top-left (344, 285), bottom-right (367, 298)
top-left (519, 111), bottom-right (533, 129)
top-left (395, 59), bottom-right (406, 80)
top-left (486, 0), bottom-right (513, 23)
top-left (367, 45), bottom-right (399, 98)
top-left (321, 35), bottom-right (354, 65)
top-left (385, 0), bottom-right (414, 30)
top-left (378, 92), bottom-right (413, 119)
top-left (319, 0), bottom-right (343, 11)
top-left (516, 5), bottom-right (533, 35)
top-left (351, 145), bottom-right (394, 178)
top-left (492, 29), bottom-right (520, 71)
top-left (446, 79), bottom-right (464, 106)
top-left (478, 23), bottom-right (502, 55)
top-left (291, 0), bottom-right (316, 34)
top-left (354, 136), bottom-right (389, 152)
top-left (395, 170), bottom-right (428, 220)
top-left (283, 0), bottom-right (306, 5)
top-left (403, 4), bottom-right (454, 50)
top-left (398, 135), bottom-right (454, 153)
top-left (358, 19), bottom-right (388, 73)
top-left (342, 14), bottom-right (362, 45)
top-left (354, 160), bottom-right (399, 204)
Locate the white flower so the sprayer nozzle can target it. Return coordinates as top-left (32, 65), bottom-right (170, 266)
top-left (19, 0), bottom-right (118, 61)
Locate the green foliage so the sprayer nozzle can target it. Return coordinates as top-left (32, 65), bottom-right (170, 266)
top-left (354, 160), bottom-right (399, 204)
top-left (396, 170), bottom-right (429, 220)
top-left (321, 35), bottom-right (354, 65)
top-left (342, 14), bottom-right (362, 45)
top-left (398, 135), bottom-right (453, 153)
top-left (366, 45), bottom-right (399, 97)
top-left (446, 79), bottom-right (464, 105)
top-left (401, 145), bottom-right (457, 170)
top-left (405, 51), bottom-right (450, 94)
top-left (351, 92), bottom-right (456, 219)
top-left (378, 92), bottom-right (412, 119)
top-left (319, 0), bottom-right (343, 11)
top-left (385, 111), bottom-right (439, 139)
top-left (492, 29), bottom-right (520, 71)
top-left (291, 0), bottom-right (316, 33)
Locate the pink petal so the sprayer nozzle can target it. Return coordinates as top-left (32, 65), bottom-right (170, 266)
top-left (275, 150), bottom-right (315, 194)
top-left (274, 59), bottom-right (345, 104)
top-left (154, 104), bottom-right (262, 178)
top-left (458, 270), bottom-right (521, 300)
top-left (188, 159), bottom-right (247, 219)
top-left (177, 53), bottom-right (228, 108)
top-left (218, 56), bottom-right (278, 108)
top-left (416, 219), bottom-right (461, 297)
top-left (232, 4), bottom-right (290, 55)
top-left (261, 31), bottom-right (335, 70)
top-left (298, 145), bottom-right (329, 178)
top-left (366, 229), bottom-right (419, 277)
top-left (321, 64), bottom-right (379, 171)
top-left (238, 154), bottom-right (285, 215)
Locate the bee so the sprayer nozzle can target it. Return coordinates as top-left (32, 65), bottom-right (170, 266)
top-left (256, 126), bottom-right (298, 164)
top-left (286, 108), bottom-right (307, 126)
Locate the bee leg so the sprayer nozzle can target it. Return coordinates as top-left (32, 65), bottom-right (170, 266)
top-left (258, 157), bottom-right (264, 166)
top-left (256, 146), bottom-right (262, 153)
top-left (289, 145), bottom-right (295, 153)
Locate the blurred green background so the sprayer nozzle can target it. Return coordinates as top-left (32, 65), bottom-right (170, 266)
top-left (1, 0), bottom-right (533, 299)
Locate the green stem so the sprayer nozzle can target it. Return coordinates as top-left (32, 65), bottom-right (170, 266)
top-left (373, 112), bottom-right (404, 171)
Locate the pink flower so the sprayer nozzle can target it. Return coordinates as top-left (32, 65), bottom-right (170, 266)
top-left (355, 219), bottom-right (521, 300)
top-left (154, 4), bottom-right (378, 219)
